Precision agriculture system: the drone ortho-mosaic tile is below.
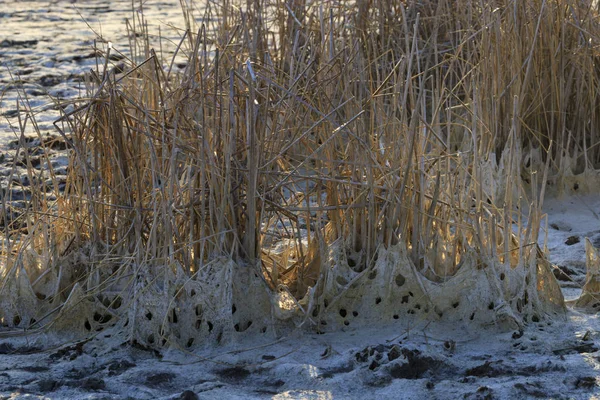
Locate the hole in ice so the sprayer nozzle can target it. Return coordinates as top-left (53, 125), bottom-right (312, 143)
top-left (145, 312), bottom-right (153, 320)
top-left (84, 319), bottom-right (91, 331)
top-left (112, 296), bottom-right (122, 309)
top-left (13, 315), bottom-right (21, 326)
top-left (336, 276), bottom-right (348, 286)
top-left (395, 274), bottom-right (406, 287)
top-left (207, 321), bottom-right (214, 332)
top-left (232, 304), bottom-right (237, 314)
top-left (98, 314), bottom-right (112, 324)
top-left (375, 297), bottom-right (382, 305)
top-left (452, 302), bottom-right (459, 308)
top-left (339, 309), bottom-right (347, 318)
top-left (187, 338), bottom-right (194, 348)
top-left (234, 321), bottom-right (252, 332)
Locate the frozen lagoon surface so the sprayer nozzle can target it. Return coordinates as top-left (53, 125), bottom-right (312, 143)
top-left (0, 0), bottom-right (186, 146)
top-left (2, 1), bottom-right (600, 399)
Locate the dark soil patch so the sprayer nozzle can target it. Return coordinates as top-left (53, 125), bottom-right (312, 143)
top-left (215, 366), bottom-right (251, 382)
top-left (552, 265), bottom-right (576, 281)
top-left (575, 376), bottom-right (597, 389)
top-left (1, 110), bottom-right (19, 118)
top-left (593, 234), bottom-right (600, 248)
top-left (553, 343), bottom-right (598, 355)
top-left (128, 339), bottom-right (162, 357)
top-left (465, 361), bottom-right (506, 377)
top-left (0, 343), bottom-right (15, 354)
top-left (64, 366), bottom-right (103, 380)
top-left (49, 340), bottom-right (89, 361)
top-left (355, 344), bottom-right (447, 380)
top-left (145, 372), bottom-right (176, 388)
top-left (71, 51), bottom-right (100, 62)
top-left (19, 365), bottom-right (49, 373)
top-left (266, 379), bottom-right (285, 388)
top-left (37, 379), bottom-right (62, 392)
top-left (0, 39), bottom-right (38, 48)
top-left (520, 361), bottom-right (566, 375)
top-left (463, 386), bottom-right (493, 400)
top-left (73, 377), bottom-right (106, 391)
top-left (0, 343), bottom-right (42, 355)
top-left (565, 236), bottom-right (580, 246)
top-left (320, 362), bottom-right (354, 378)
top-left (179, 390), bottom-right (199, 400)
top-left (388, 349), bottom-right (439, 379)
top-left (15, 156), bottom-right (42, 169)
top-left (107, 359), bottom-right (136, 376)
top-left (39, 75), bottom-right (63, 87)
top-left (514, 382), bottom-right (548, 398)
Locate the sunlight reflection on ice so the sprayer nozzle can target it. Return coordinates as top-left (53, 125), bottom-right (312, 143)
top-left (273, 390), bottom-right (333, 400)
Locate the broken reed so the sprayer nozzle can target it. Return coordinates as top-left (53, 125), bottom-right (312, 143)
top-left (3, 0), bottom-right (600, 309)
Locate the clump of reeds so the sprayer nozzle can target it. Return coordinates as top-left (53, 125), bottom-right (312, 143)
top-left (1, 0), bottom-right (599, 343)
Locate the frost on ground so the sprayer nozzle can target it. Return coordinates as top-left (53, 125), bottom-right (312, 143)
top-left (0, 302), bottom-right (600, 399)
top-left (0, 194), bottom-right (599, 400)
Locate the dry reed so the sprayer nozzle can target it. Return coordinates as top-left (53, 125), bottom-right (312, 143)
top-left (1, 0), bottom-right (599, 344)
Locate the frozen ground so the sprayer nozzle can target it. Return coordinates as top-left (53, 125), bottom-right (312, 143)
top-left (2, 1), bottom-right (600, 399)
top-left (0, 194), bottom-right (597, 400)
top-left (0, 254), bottom-right (600, 400)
